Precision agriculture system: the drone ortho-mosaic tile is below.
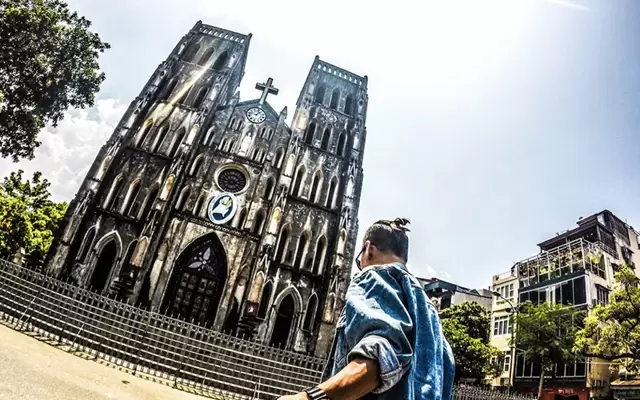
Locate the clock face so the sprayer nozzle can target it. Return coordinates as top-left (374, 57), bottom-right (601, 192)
top-left (246, 107), bottom-right (266, 124)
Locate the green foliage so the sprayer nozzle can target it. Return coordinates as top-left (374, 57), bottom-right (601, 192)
top-left (575, 265), bottom-right (640, 373)
top-left (440, 301), bottom-right (504, 381)
top-left (0, 169), bottom-right (67, 266)
top-left (513, 302), bottom-right (584, 397)
top-left (0, 0), bottom-right (109, 161)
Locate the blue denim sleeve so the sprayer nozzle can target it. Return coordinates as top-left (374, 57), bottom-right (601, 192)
top-left (344, 268), bottom-right (413, 394)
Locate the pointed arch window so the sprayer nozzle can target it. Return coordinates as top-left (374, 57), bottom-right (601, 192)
top-left (227, 140), bottom-right (236, 153)
top-left (151, 124), bottom-right (169, 153)
top-left (176, 84), bottom-right (189, 105)
top-left (229, 118), bottom-right (237, 129)
top-left (310, 172), bottom-right (322, 203)
top-left (304, 122), bottom-right (316, 145)
top-left (235, 208), bottom-right (247, 230)
top-left (190, 155), bottom-right (204, 176)
top-left (258, 282), bottom-right (273, 319)
top-left (264, 178), bottom-right (275, 200)
top-left (175, 187), bottom-right (191, 210)
top-left (123, 180), bottom-right (141, 216)
top-left (321, 128), bottom-right (331, 151)
top-left (213, 51), bottom-right (228, 70)
top-left (315, 85), bottom-right (326, 105)
top-left (326, 178), bottom-right (338, 208)
top-left (105, 176), bottom-right (124, 210)
top-left (344, 94), bottom-right (354, 116)
top-left (330, 89), bottom-right (340, 109)
top-left (274, 148), bottom-right (285, 168)
top-left (294, 233), bottom-right (308, 269)
top-left (168, 128), bottom-right (186, 158)
top-left (313, 236), bottom-right (327, 274)
top-left (291, 166), bottom-right (306, 197)
top-left (137, 120), bottom-right (153, 147)
top-left (252, 210), bottom-right (266, 235)
top-left (197, 46), bottom-right (215, 66)
top-left (275, 227), bottom-right (290, 263)
top-left (78, 227), bottom-right (96, 261)
top-left (192, 87), bottom-right (208, 109)
top-left (303, 294), bottom-right (318, 331)
top-left (267, 129), bottom-right (273, 139)
top-left (140, 187), bottom-right (159, 220)
top-left (204, 128), bottom-right (215, 146)
top-left (236, 119), bottom-right (243, 130)
top-left (337, 133), bottom-right (347, 156)
top-left (193, 196), bottom-right (205, 217)
top-left (161, 79), bottom-right (178, 102)
top-left (182, 41), bottom-right (200, 62)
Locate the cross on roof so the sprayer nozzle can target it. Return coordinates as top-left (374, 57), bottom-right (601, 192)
top-left (255, 77), bottom-right (279, 104)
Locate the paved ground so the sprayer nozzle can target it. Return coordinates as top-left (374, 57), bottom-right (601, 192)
top-left (0, 323), bottom-right (218, 400)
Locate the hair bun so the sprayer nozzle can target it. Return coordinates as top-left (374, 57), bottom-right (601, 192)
top-left (392, 217), bottom-right (411, 232)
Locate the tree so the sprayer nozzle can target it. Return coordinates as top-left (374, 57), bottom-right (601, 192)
top-left (575, 265), bottom-right (640, 373)
top-left (0, 169), bottom-right (67, 267)
top-left (440, 301), bottom-right (504, 382)
top-left (0, 0), bottom-right (110, 161)
top-left (513, 302), bottom-right (584, 399)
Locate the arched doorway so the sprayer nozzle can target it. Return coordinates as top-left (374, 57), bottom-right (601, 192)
top-left (91, 241), bottom-right (118, 293)
top-left (269, 294), bottom-right (296, 348)
top-left (162, 234), bottom-right (227, 327)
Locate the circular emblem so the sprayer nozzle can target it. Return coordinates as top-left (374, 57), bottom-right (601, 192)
top-left (207, 193), bottom-right (238, 225)
top-left (246, 107), bottom-right (266, 124)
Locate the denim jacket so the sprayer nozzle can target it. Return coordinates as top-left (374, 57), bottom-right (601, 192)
top-left (322, 262), bottom-right (455, 400)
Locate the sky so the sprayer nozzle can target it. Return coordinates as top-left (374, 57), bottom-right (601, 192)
top-left (1, 0), bottom-right (639, 290)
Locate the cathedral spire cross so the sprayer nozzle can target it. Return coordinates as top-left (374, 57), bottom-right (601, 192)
top-left (255, 77), bottom-right (279, 104)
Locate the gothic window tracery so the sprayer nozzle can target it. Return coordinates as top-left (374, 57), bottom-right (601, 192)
top-left (217, 168), bottom-right (247, 193)
top-left (162, 234), bottom-right (227, 326)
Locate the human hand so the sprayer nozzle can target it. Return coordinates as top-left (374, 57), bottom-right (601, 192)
top-left (276, 393), bottom-right (308, 400)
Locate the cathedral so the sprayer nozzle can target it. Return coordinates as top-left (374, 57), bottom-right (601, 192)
top-left (44, 21), bottom-right (367, 356)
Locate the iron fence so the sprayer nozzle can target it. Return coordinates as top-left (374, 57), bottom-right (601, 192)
top-left (0, 259), bottom-right (536, 400)
top-left (453, 386), bottom-right (536, 400)
top-left (0, 259), bottom-right (323, 399)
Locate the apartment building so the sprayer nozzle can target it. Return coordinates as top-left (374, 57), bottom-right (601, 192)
top-left (510, 210), bottom-right (640, 400)
top-left (419, 277), bottom-right (493, 311)
top-left (489, 269), bottom-right (519, 389)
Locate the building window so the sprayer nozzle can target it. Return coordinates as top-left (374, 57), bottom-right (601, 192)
top-left (217, 168), bottom-right (247, 193)
top-left (504, 352), bottom-right (511, 373)
top-left (495, 283), bottom-right (514, 303)
top-left (493, 315), bottom-right (511, 336)
top-left (520, 276), bottom-right (587, 307)
top-left (596, 285), bottom-right (609, 306)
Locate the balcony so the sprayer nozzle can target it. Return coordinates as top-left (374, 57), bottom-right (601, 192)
top-left (516, 239), bottom-right (609, 289)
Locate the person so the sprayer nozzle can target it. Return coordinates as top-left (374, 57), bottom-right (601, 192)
top-left (278, 218), bottom-right (455, 400)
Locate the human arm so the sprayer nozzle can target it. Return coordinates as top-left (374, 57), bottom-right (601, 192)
top-left (278, 267), bottom-right (413, 400)
top-left (277, 358), bottom-right (379, 400)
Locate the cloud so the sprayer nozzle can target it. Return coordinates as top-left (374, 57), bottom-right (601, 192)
top-left (0, 99), bottom-right (127, 202)
top-left (541, 0), bottom-right (591, 12)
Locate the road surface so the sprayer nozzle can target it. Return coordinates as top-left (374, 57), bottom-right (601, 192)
top-left (0, 323), bottom-right (229, 400)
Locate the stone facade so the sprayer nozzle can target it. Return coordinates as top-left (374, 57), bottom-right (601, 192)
top-left (44, 21), bottom-right (368, 357)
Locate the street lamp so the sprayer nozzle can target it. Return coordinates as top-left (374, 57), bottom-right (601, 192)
top-left (492, 291), bottom-right (517, 392)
